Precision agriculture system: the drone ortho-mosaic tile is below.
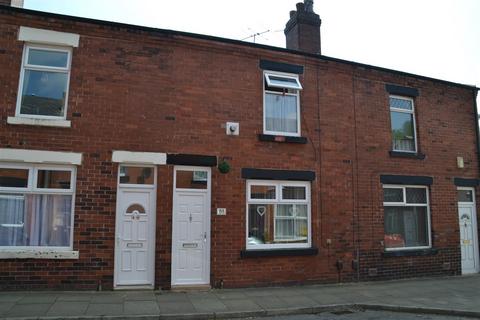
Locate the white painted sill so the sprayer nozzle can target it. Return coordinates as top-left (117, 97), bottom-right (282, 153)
top-left (0, 250), bottom-right (79, 259)
top-left (7, 116), bottom-right (71, 128)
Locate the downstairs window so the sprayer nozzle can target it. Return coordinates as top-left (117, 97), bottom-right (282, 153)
top-left (246, 180), bottom-right (311, 249)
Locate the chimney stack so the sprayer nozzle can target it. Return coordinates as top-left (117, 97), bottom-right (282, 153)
top-left (284, 0), bottom-right (321, 54)
top-left (0, 0), bottom-right (23, 7)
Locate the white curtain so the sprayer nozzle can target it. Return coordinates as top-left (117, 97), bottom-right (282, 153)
top-left (0, 193), bottom-right (72, 247)
top-left (265, 93), bottom-right (298, 133)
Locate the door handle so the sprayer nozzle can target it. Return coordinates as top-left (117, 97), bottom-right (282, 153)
top-left (204, 231), bottom-right (207, 242)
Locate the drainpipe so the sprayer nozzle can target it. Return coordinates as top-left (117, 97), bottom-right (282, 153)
top-left (473, 89), bottom-right (480, 176)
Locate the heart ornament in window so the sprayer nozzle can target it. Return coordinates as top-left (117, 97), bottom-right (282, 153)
top-left (257, 206), bottom-right (266, 216)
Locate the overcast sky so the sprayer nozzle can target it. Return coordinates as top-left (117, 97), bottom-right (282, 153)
top-left (24, 0), bottom-right (479, 98)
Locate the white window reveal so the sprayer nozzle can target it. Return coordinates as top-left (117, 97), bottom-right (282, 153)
top-left (263, 71), bottom-right (302, 137)
top-left (389, 95), bottom-right (417, 152)
top-left (0, 163), bottom-right (77, 258)
top-left (383, 185), bottom-right (431, 250)
top-left (246, 180), bottom-right (311, 249)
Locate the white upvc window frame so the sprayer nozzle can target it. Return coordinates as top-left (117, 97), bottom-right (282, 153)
top-left (389, 95), bottom-right (418, 153)
top-left (15, 43), bottom-right (73, 120)
top-left (383, 184), bottom-right (431, 251)
top-left (263, 70), bottom-right (302, 137)
top-left (246, 180), bottom-right (311, 250)
top-left (0, 163), bottom-right (76, 252)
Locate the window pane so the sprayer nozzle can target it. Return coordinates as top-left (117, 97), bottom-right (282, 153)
top-left (390, 97), bottom-right (412, 111)
top-left (458, 190), bottom-right (473, 202)
top-left (37, 170), bottom-right (71, 189)
top-left (391, 111), bottom-right (415, 152)
top-left (275, 204), bottom-right (308, 243)
top-left (250, 185), bottom-right (275, 199)
top-left (0, 194), bottom-right (72, 247)
top-left (20, 70), bottom-right (68, 117)
top-left (266, 75), bottom-right (301, 90)
top-left (175, 170), bottom-right (207, 189)
top-left (384, 206), bottom-right (428, 249)
top-left (406, 188), bottom-right (427, 204)
top-left (265, 93), bottom-right (298, 134)
top-left (383, 188), bottom-right (403, 202)
top-left (248, 204), bottom-right (274, 245)
top-left (282, 186), bottom-right (306, 200)
top-left (120, 166), bottom-right (154, 185)
top-left (0, 168), bottom-right (29, 188)
top-left (28, 49), bottom-right (68, 68)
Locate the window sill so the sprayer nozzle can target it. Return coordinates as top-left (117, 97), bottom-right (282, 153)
top-left (258, 134), bottom-right (307, 144)
top-left (240, 247), bottom-right (318, 258)
top-left (389, 151), bottom-right (425, 159)
top-left (7, 116), bottom-right (71, 128)
top-left (382, 248), bottom-right (438, 258)
top-left (0, 249), bottom-right (79, 259)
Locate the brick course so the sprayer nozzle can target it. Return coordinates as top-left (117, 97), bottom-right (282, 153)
top-left (0, 7), bottom-right (478, 290)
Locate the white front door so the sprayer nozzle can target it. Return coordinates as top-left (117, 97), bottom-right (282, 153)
top-left (114, 166), bottom-right (156, 287)
top-left (171, 166), bottom-right (211, 286)
top-left (457, 187), bottom-right (479, 274)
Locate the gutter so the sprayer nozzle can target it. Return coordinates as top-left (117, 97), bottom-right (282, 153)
top-left (0, 5), bottom-right (478, 92)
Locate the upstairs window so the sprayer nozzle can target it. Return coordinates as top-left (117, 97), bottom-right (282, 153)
top-left (389, 95), bottom-right (417, 152)
top-left (263, 71), bottom-right (302, 137)
top-left (16, 45), bottom-right (72, 119)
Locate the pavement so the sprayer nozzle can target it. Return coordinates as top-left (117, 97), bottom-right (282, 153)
top-left (1, 275), bottom-right (480, 319)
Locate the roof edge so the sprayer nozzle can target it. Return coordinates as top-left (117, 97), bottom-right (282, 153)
top-left (1, 5), bottom-right (478, 92)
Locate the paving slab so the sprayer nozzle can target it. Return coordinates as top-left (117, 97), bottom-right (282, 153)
top-left (188, 297), bottom-right (227, 313)
top-left (0, 303), bottom-right (14, 316)
top-left (124, 300), bottom-right (160, 315)
top-left (157, 300), bottom-right (196, 314)
top-left (46, 301), bottom-right (89, 317)
top-left (5, 303), bottom-right (51, 317)
top-left (85, 303), bottom-right (124, 316)
top-left (56, 293), bottom-right (93, 302)
top-left (16, 294), bottom-right (57, 304)
top-left (222, 298), bottom-right (262, 312)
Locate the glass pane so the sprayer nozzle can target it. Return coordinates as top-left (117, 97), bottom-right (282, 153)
top-left (265, 93), bottom-right (298, 134)
top-left (406, 188), bottom-right (427, 204)
top-left (458, 189), bottom-right (473, 202)
top-left (248, 204), bottom-right (274, 245)
top-left (175, 170), bottom-right (207, 189)
top-left (383, 188), bottom-right (403, 202)
top-left (390, 97), bottom-right (413, 111)
top-left (28, 49), bottom-right (68, 68)
top-left (37, 170), bottom-right (71, 189)
top-left (250, 185), bottom-right (275, 199)
top-left (277, 204), bottom-right (307, 217)
top-left (282, 186), bottom-right (306, 200)
top-left (120, 166), bottom-right (154, 185)
top-left (0, 168), bottom-right (29, 188)
top-left (20, 70), bottom-right (68, 117)
top-left (391, 111), bottom-right (415, 152)
top-left (274, 204), bottom-right (308, 243)
top-left (0, 194), bottom-right (72, 247)
top-left (384, 206), bottom-right (428, 249)
top-left (267, 75), bottom-right (301, 89)
top-left (126, 204), bottom-right (145, 214)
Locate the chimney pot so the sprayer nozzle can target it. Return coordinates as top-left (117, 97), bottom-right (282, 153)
top-left (296, 2), bottom-right (305, 12)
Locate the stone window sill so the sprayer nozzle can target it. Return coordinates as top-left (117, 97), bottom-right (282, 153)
top-left (258, 134), bottom-right (307, 144)
top-left (240, 247), bottom-right (318, 258)
top-left (7, 116), bottom-right (71, 128)
top-left (382, 248), bottom-right (438, 258)
top-left (0, 250), bottom-right (79, 259)
top-left (389, 151), bottom-right (425, 160)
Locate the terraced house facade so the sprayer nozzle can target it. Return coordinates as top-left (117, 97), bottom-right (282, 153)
top-left (0, 0), bottom-right (479, 290)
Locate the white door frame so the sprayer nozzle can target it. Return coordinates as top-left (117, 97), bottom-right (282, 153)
top-left (171, 165), bottom-right (211, 286)
top-left (457, 186), bottom-right (480, 274)
top-left (114, 165), bottom-right (157, 289)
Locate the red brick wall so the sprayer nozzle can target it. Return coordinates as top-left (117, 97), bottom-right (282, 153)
top-left (0, 7), bottom-right (478, 290)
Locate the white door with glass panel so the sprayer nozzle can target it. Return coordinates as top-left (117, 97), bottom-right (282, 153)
top-left (457, 187), bottom-right (479, 274)
top-left (114, 166), bottom-right (156, 287)
top-left (171, 167), bottom-right (211, 286)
